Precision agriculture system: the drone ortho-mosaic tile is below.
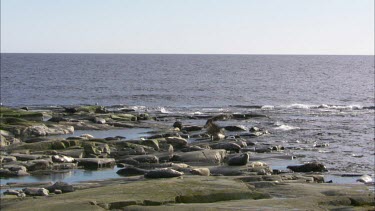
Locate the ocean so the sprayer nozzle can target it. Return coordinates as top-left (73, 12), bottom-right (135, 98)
top-left (1, 53), bottom-right (374, 176)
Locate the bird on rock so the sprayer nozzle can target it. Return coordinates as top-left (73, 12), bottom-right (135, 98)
top-left (204, 119), bottom-right (225, 141)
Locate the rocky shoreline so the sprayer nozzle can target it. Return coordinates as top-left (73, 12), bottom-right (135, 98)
top-left (0, 105), bottom-right (374, 210)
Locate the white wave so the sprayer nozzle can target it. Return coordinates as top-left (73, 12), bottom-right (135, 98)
top-left (284, 104), bottom-right (318, 109)
top-left (159, 107), bottom-right (170, 114)
top-left (260, 103), bottom-right (364, 110)
top-left (261, 105), bottom-right (274, 110)
top-left (274, 124), bottom-right (300, 131)
top-left (131, 106), bottom-right (147, 111)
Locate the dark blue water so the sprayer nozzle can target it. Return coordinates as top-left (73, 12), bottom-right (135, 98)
top-left (1, 53), bottom-right (374, 177)
top-left (1, 54), bottom-right (373, 107)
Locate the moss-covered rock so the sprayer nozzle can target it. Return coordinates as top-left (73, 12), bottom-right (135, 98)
top-left (76, 106), bottom-right (106, 114)
top-left (0, 107), bottom-right (43, 121)
top-left (110, 114), bottom-right (137, 122)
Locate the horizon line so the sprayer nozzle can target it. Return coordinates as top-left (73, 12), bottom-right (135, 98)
top-left (0, 52), bottom-right (374, 56)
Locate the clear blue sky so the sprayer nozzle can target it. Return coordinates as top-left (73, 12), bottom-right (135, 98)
top-left (1, 0), bottom-right (374, 54)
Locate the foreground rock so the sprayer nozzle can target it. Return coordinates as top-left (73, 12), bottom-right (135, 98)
top-left (1, 176), bottom-right (373, 211)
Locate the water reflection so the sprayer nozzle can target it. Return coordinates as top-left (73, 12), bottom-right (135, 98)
top-left (0, 167), bottom-right (121, 186)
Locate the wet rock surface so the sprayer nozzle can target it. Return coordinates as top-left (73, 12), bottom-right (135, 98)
top-left (0, 105), bottom-right (374, 210)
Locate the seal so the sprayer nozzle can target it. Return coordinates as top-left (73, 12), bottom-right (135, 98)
top-left (190, 168), bottom-right (210, 176)
top-left (144, 168), bottom-right (184, 178)
top-left (116, 166), bottom-right (149, 176)
top-left (227, 153), bottom-right (249, 166)
top-left (287, 162), bottom-right (327, 172)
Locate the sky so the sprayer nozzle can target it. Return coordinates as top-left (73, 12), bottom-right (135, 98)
top-left (1, 0), bottom-right (374, 55)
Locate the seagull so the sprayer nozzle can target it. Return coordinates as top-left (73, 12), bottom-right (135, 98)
top-left (204, 119), bottom-right (225, 141)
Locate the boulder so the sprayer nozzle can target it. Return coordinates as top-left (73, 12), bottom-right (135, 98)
top-left (26, 159), bottom-right (52, 171)
top-left (227, 153), bottom-right (249, 166)
top-left (172, 150), bottom-right (227, 164)
top-left (23, 188), bottom-right (49, 196)
top-left (210, 142), bottom-right (242, 153)
top-left (165, 137), bottom-right (188, 148)
top-left (46, 182), bottom-right (74, 193)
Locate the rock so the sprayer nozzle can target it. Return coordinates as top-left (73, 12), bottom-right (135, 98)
top-left (271, 145), bottom-right (284, 151)
top-left (249, 127), bottom-right (260, 132)
top-left (181, 125), bottom-right (202, 132)
top-left (181, 145), bottom-right (205, 152)
top-left (211, 142), bottom-right (242, 153)
top-left (165, 136), bottom-right (188, 148)
top-left (232, 113), bottom-right (267, 119)
top-left (227, 153), bottom-right (249, 166)
top-left (52, 155), bottom-right (75, 163)
top-left (60, 149), bottom-right (84, 158)
top-left (209, 166), bottom-right (244, 176)
top-left (190, 168), bottom-right (210, 176)
top-left (249, 166), bottom-right (273, 175)
top-left (144, 168), bottom-right (184, 178)
top-left (3, 189), bottom-right (25, 197)
top-left (249, 161), bottom-right (267, 168)
top-left (117, 158), bottom-right (140, 166)
top-left (356, 175), bottom-right (373, 183)
top-left (98, 143), bottom-right (111, 154)
top-left (76, 158), bottom-right (115, 169)
top-left (224, 125), bottom-right (248, 131)
top-left (116, 166), bottom-right (149, 176)
top-left (22, 124), bottom-right (74, 136)
top-left (52, 163), bottom-right (77, 170)
top-left (48, 116), bottom-right (68, 122)
top-left (0, 156), bottom-right (17, 163)
top-left (0, 169), bottom-right (30, 177)
top-left (26, 159), bottom-right (51, 171)
top-left (81, 134), bottom-right (94, 139)
top-left (64, 107), bottom-right (78, 113)
top-left (94, 117), bottom-right (106, 124)
top-left (131, 155), bottom-right (159, 164)
top-left (172, 149), bottom-right (227, 164)
top-left (4, 165), bottom-right (27, 172)
top-left (46, 182), bottom-right (75, 193)
top-left (140, 139), bottom-right (160, 151)
top-left (23, 187), bottom-right (49, 196)
top-left (173, 121), bottom-right (183, 130)
top-left (54, 190), bottom-right (62, 194)
top-left (11, 153), bottom-right (42, 161)
top-left (83, 144), bottom-right (102, 156)
top-left (287, 162), bottom-right (327, 172)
